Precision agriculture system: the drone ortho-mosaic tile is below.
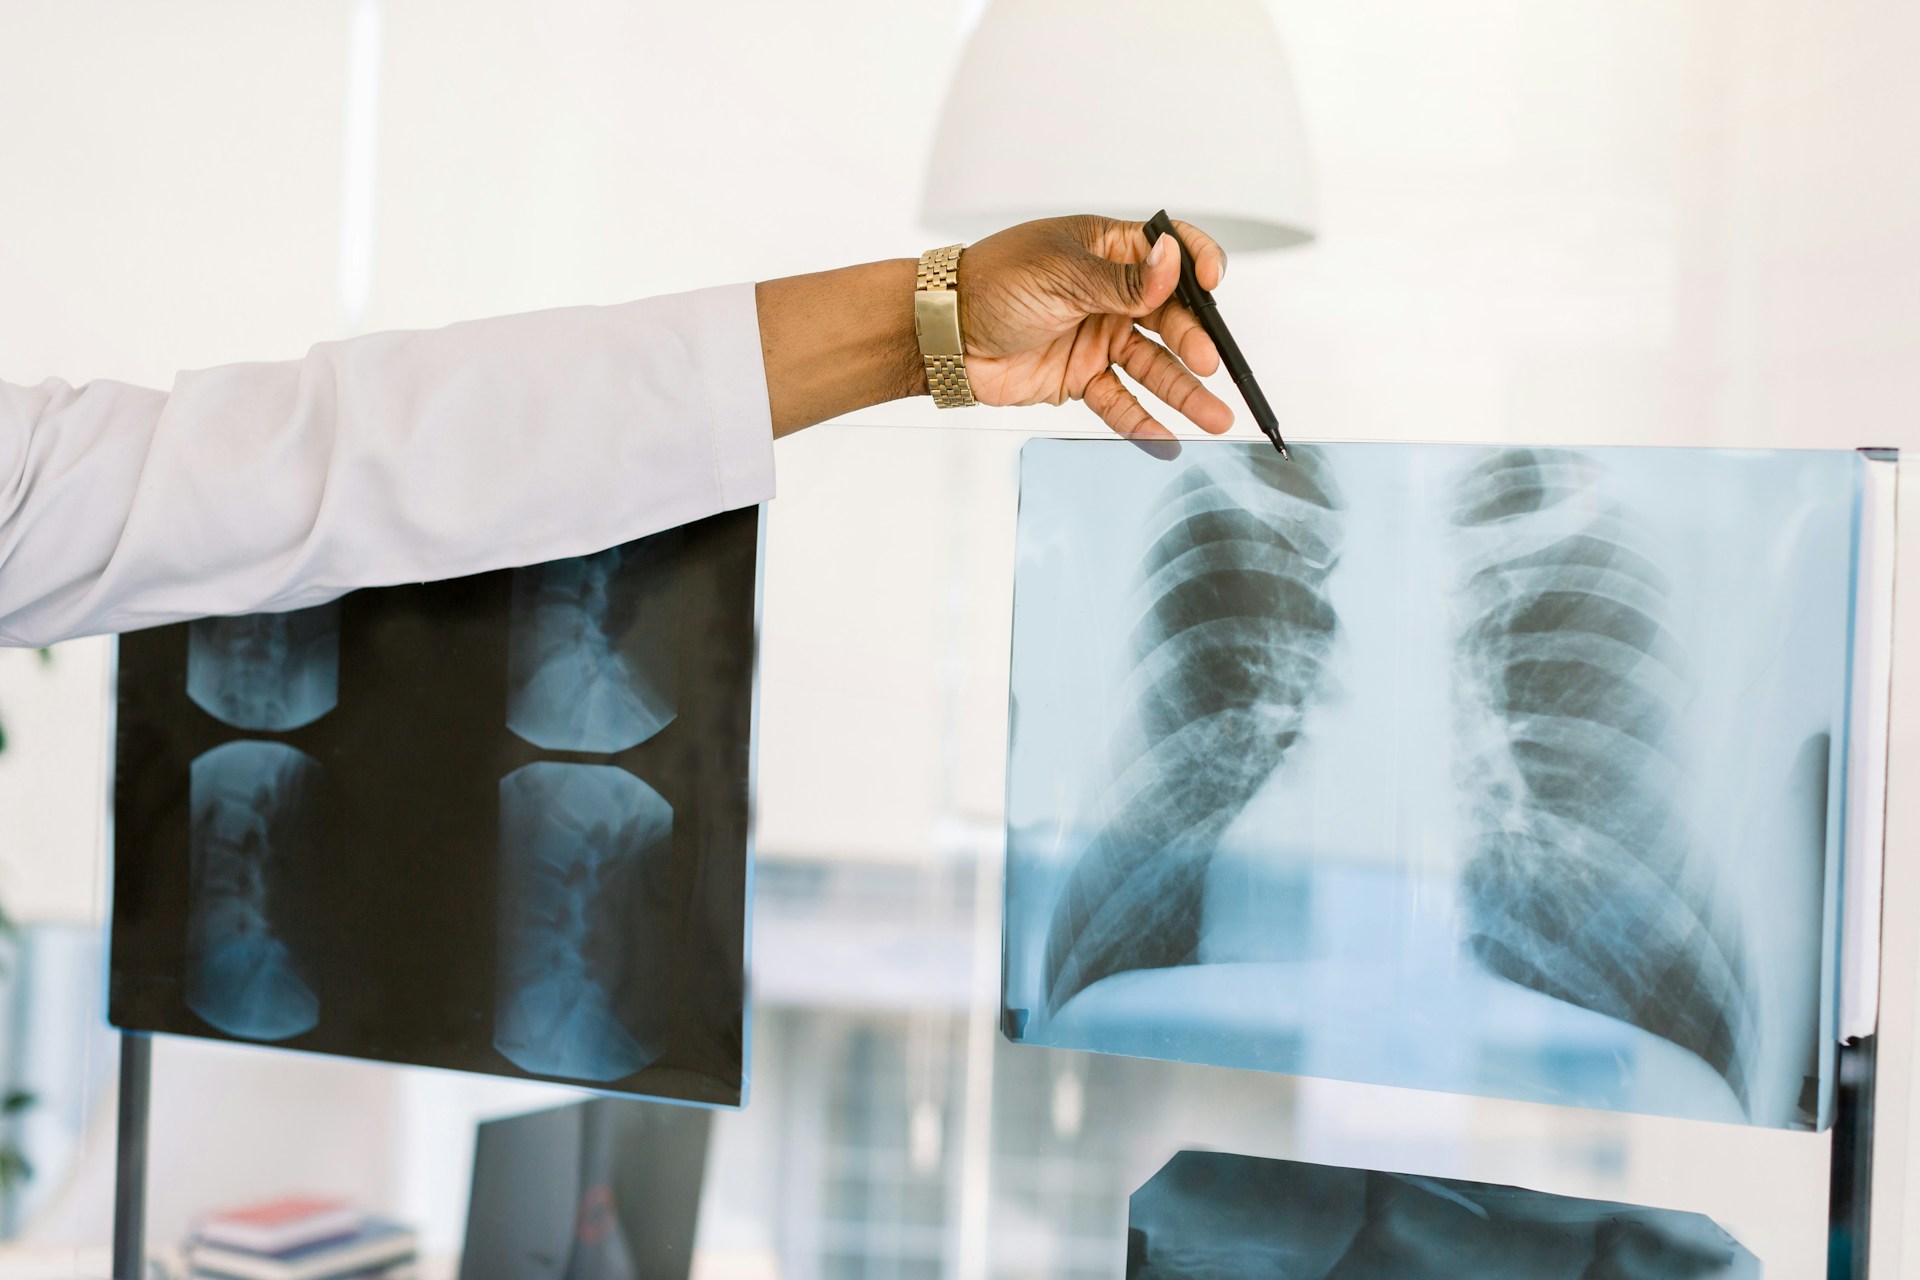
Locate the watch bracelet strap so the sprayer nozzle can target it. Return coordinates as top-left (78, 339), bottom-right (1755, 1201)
top-left (915, 244), bottom-right (977, 409)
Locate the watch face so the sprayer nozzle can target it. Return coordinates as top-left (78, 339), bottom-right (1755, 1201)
top-left (111, 506), bottom-right (762, 1108)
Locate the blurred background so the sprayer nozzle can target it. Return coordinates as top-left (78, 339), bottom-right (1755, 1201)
top-left (1, 0), bottom-right (1918, 1276)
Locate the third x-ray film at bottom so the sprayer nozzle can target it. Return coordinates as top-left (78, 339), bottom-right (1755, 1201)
top-left (1003, 439), bottom-right (1882, 1129)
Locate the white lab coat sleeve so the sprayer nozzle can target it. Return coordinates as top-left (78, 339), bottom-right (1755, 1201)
top-left (0, 283), bottom-right (776, 647)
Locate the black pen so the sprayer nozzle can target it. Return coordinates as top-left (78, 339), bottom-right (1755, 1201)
top-left (1143, 210), bottom-right (1289, 460)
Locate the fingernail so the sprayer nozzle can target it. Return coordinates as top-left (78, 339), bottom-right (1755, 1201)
top-left (1216, 254), bottom-right (1227, 284)
top-left (1147, 236), bottom-right (1168, 268)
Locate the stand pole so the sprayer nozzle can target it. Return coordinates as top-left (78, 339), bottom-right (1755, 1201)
top-left (112, 1033), bottom-right (151, 1280)
top-left (1829, 1037), bottom-right (1877, 1280)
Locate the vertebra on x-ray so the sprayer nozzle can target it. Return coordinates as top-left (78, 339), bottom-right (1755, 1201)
top-left (494, 762), bottom-right (674, 1083)
top-left (506, 535), bottom-right (680, 753)
top-left (186, 740), bottom-right (323, 1041)
top-left (187, 603), bottom-right (341, 731)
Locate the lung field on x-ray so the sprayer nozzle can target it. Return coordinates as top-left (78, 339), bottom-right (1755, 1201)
top-left (186, 740), bottom-right (323, 1042)
top-left (1042, 447), bottom-right (1346, 1015)
top-left (1449, 448), bottom-right (1757, 1107)
top-left (506, 534), bottom-right (681, 754)
top-left (495, 762), bottom-right (675, 1083)
top-left (187, 603), bottom-right (341, 731)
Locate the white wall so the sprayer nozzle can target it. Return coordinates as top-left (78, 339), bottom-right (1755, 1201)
top-left (3, 0), bottom-right (1920, 1271)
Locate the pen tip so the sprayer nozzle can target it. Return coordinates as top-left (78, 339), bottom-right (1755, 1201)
top-left (1278, 443), bottom-right (1291, 461)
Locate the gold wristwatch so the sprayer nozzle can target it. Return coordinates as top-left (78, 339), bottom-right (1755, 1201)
top-left (914, 244), bottom-right (977, 408)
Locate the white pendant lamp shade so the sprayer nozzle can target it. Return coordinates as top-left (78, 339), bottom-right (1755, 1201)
top-left (921, 0), bottom-right (1317, 253)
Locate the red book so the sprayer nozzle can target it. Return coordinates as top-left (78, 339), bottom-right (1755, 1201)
top-left (197, 1197), bottom-right (366, 1256)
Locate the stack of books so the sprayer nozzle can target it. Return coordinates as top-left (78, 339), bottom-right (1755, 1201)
top-left (186, 1196), bottom-right (418, 1280)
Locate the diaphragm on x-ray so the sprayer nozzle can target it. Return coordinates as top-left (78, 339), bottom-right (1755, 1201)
top-left (1004, 439), bottom-right (1871, 1128)
top-left (113, 507), bottom-right (759, 1107)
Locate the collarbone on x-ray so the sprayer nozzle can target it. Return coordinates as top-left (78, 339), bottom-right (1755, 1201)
top-left (1009, 439), bottom-right (1856, 1128)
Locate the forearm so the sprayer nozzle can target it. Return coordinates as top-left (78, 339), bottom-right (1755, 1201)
top-left (755, 258), bottom-right (926, 437)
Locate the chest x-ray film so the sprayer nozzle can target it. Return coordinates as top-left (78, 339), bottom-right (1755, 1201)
top-left (1004, 439), bottom-right (1886, 1129)
top-left (1127, 1150), bottom-right (1756, 1278)
top-left (111, 507), bottom-right (760, 1107)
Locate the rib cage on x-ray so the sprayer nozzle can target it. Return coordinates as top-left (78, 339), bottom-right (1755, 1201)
top-left (1006, 438), bottom-right (1860, 1127)
top-left (1041, 448), bottom-right (1345, 1015)
top-left (1448, 449), bottom-right (1757, 1108)
top-left (186, 740), bottom-right (323, 1042)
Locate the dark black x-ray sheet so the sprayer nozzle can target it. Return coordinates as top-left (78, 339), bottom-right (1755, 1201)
top-left (110, 508), bottom-right (759, 1107)
top-left (1128, 1150), bottom-right (1757, 1279)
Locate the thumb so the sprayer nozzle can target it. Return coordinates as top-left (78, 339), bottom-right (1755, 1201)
top-left (1080, 229), bottom-right (1181, 318)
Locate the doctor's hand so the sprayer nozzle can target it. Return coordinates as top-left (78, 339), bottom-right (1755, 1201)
top-left (754, 214), bottom-right (1236, 440)
top-left (958, 215), bottom-right (1233, 442)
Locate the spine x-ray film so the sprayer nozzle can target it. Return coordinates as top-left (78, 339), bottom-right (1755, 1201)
top-left (112, 506), bottom-right (760, 1108)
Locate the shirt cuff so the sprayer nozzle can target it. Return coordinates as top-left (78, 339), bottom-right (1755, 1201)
top-left (688, 282), bottom-right (777, 511)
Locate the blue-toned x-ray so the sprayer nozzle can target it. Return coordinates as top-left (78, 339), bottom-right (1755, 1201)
top-left (1127, 1150), bottom-right (1757, 1279)
top-left (495, 762), bottom-right (674, 1083)
top-left (185, 740), bottom-right (323, 1041)
top-left (507, 534), bottom-right (681, 753)
top-left (1005, 439), bottom-right (1865, 1128)
top-left (187, 602), bottom-right (341, 731)
top-left (111, 504), bottom-right (757, 1106)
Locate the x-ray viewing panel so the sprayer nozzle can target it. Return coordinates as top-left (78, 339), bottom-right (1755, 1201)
top-left (1004, 439), bottom-right (1877, 1129)
top-left (111, 508), bottom-right (759, 1107)
top-left (1127, 1150), bottom-right (1757, 1278)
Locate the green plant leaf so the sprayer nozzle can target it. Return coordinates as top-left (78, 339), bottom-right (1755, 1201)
top-left (1, 1089), bottom-right (35, 1114)
top-left (0, 1147), bottom-right (32, 1190)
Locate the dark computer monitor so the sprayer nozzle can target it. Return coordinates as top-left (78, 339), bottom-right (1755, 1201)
top-left (459, 1096), bottom-right (713, 1280)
